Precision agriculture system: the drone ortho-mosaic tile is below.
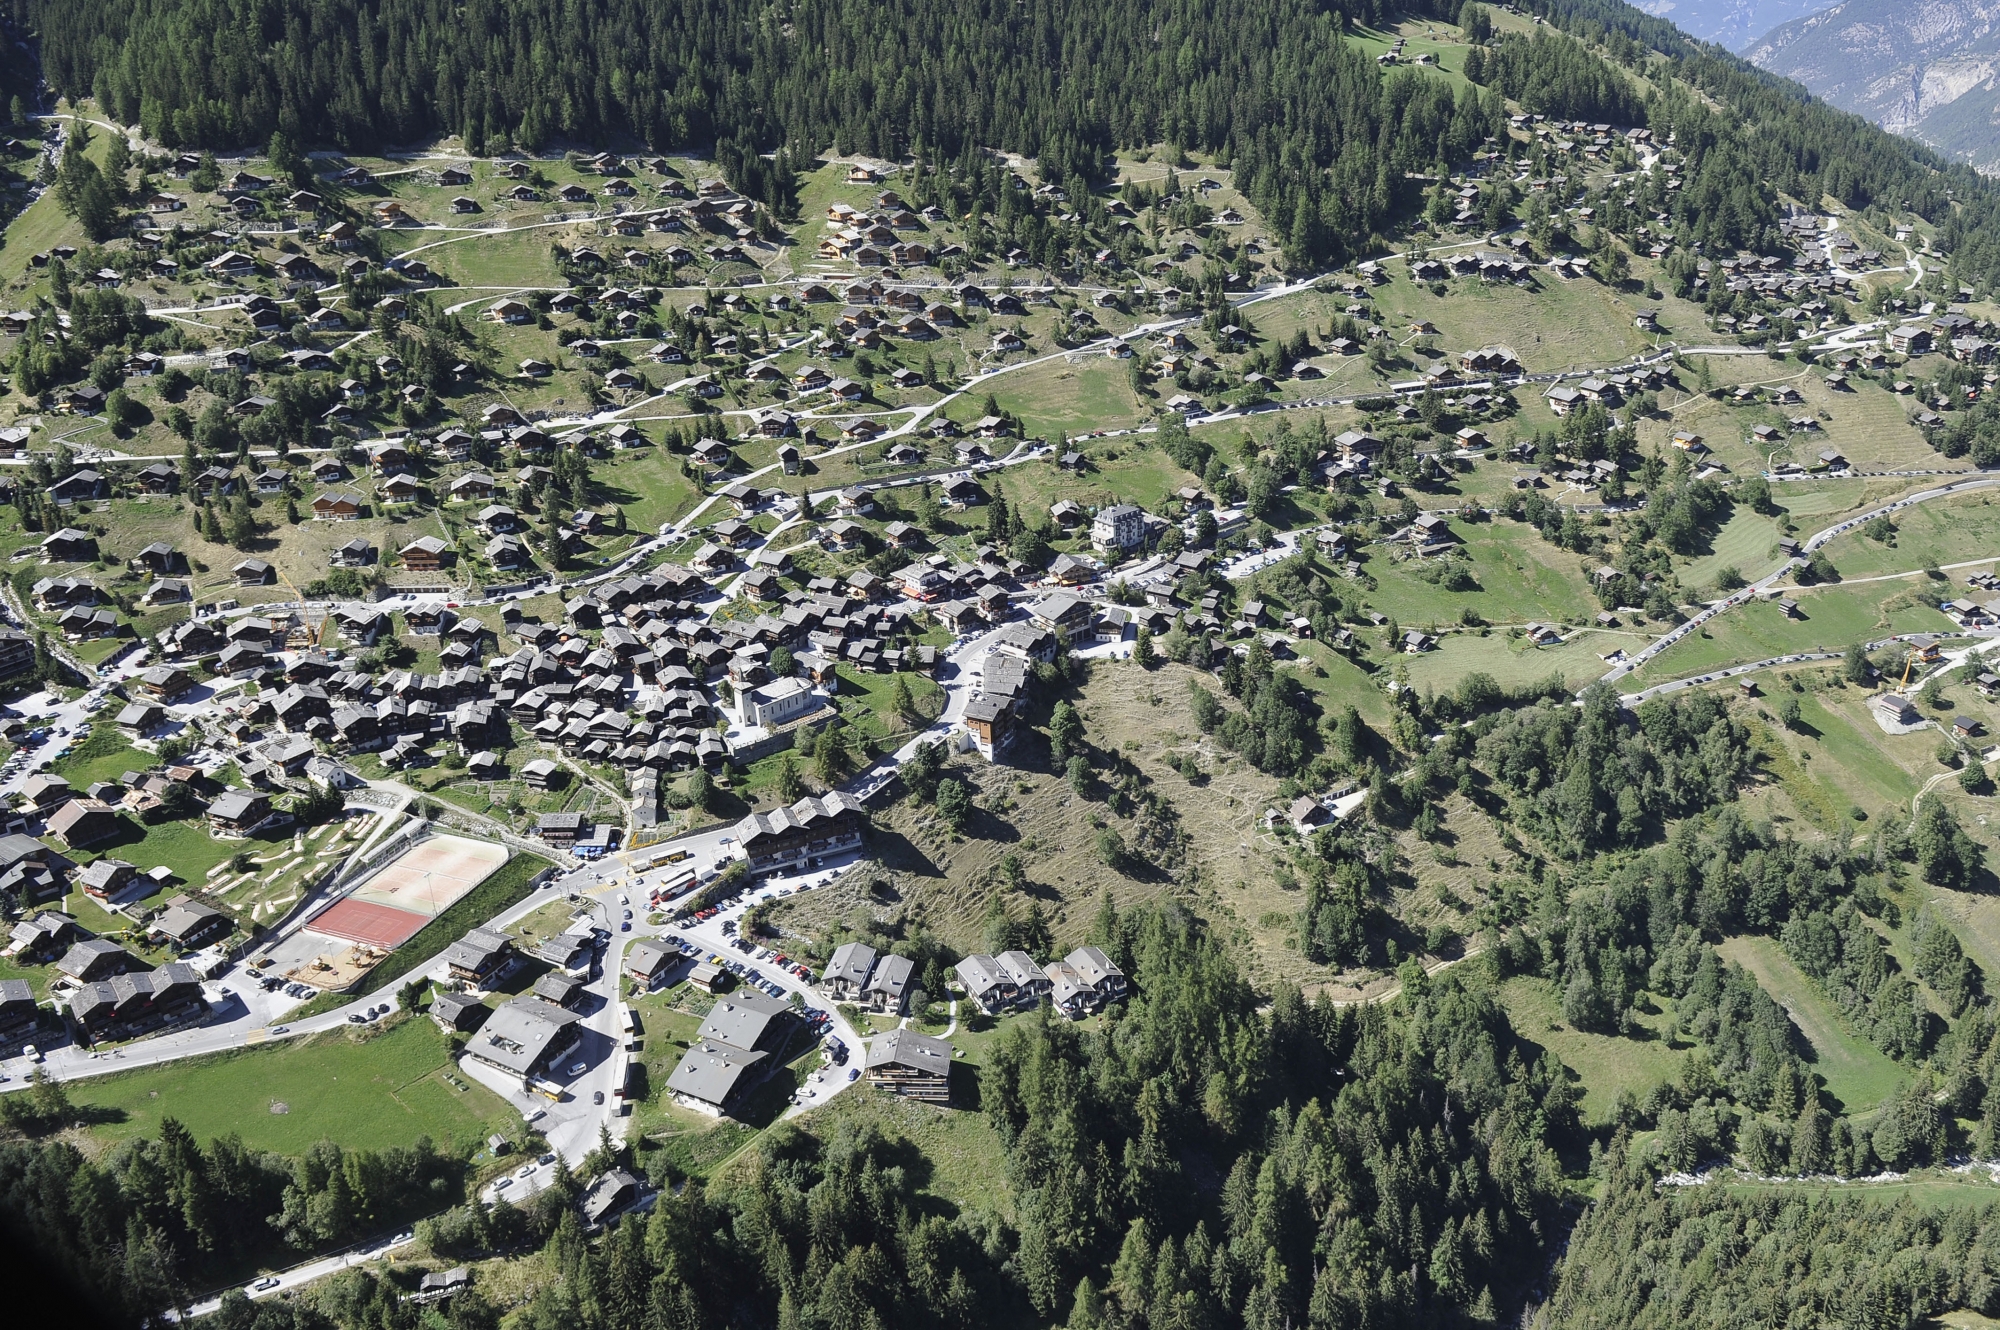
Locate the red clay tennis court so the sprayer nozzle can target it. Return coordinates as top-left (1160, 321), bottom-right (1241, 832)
top-left (349, 835), bottom-right (509, 916)
top-left (307, 897), bottom-right (429, 949)
top-left (305, 835), bottom-right (511, 950)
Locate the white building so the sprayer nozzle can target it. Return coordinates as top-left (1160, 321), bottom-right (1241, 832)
top-left (737, 677), bottom-right (821, 729)
top-left (1091, 503), bottom-right (1147, 553)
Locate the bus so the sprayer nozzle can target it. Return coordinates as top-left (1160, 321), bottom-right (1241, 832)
top-left (621, 1008), bottom-right (640, 1038)
top-left (648, 848), bottom-right (691, 868)
top-left (651, 869), bottom-right (697, 904)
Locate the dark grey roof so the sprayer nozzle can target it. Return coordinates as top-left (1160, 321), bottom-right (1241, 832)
top-left (865, 953), bottom-right (914, 999)
top-left (866, 1028), bottom-right (953, 1076)
top-left (443, 926), bottom-right (512, 973)
top-left (466, 995), bottom-right (582, 1076)
top-left (623, 939), bottom-right (676, 978)
top-left (695, 989), bottom-right (789, 1052)
top-left (827, 941), bottom-right (876, 989)
top-left (665, 1038), bottom-right (767, 1107)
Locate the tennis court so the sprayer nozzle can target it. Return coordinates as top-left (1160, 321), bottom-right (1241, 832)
top-left (349, 835), bottom-right (509, 916)
top-left (306, 897), bottom-right (431, 950)
top-left (305, 836), bottom-right (510, 949)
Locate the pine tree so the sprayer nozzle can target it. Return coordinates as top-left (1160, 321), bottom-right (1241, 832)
top-left (225, 492), bottom-right (256, 548)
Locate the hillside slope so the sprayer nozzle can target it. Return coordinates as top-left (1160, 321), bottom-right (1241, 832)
top-left (1636, 0), bottom-right (1840, 51)
top-left (1747, 0), bottom-right (2000, 169)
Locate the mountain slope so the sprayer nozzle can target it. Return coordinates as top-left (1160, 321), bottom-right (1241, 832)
top-left (1634, 0), bottom-right (1841, 51)
top-left (1747, 0), bottom-right (2000, 169)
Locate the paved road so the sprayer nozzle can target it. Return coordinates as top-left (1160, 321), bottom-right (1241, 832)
top-left (173, 1229), bottom-right (420, 1320)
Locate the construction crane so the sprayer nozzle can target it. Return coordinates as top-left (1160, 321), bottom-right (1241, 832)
top-left (272, 566), bottom-right (327, 651)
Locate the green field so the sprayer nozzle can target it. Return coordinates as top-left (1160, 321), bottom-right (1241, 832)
top-left (1722, 1174), bottom-right (2000, 1211)
top-left (1818, 492), bottom-right (2000, 581)
top-left (1634, 588), bottom-right (1953, 685)
top-left (985, 356), bottom-right (1151, 437)
top-left (1788, 691), bottom-right (1925, 806)
top-left (1680, 507), bottom-right (1789, 591)
top-left (1717, 934), bottom-right (1907, 1115)
top-left (69, 1016), bottom-right (515, 1154)
top-left (788, 1072), bottom-right (1015, 1217)
top-left (1397, 627), bottom-right (1631, 692)
top-left (51, 721), bottom-right (148, 790)
top-left (1499, 975), bottom-right (1688, 1125)
top-left (1368, 520), bottom-right (1602, 627)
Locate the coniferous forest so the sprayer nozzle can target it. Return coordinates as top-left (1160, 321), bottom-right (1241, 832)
top-left (19, 0), bottom-right (2000, 281)
top-left (16, 0), bottom-right (2000, 1327)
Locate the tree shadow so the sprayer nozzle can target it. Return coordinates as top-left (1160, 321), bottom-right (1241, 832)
top-left (869, 827), bottom-right (945, 879)
top-left (948, 1062), bottom-right (982, 1112)
top-left (72, 1103), bottom-right (128, 1126)
top-left (962, 804), bottom-right (1019, 844)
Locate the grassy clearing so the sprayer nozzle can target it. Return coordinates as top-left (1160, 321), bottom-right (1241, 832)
top-left (1365, 265), bottom-right (1647, 375)
top-left (1681, 507), bottom-right (1789, 591)
top-left (1721, 1174), bottom-right (2000, 1212)
top-left (1498, 975), bottom-right (1686, 1125)
top-left (1395, 628), bottom-right (1629, 693)
top-left (1717, 934), bottom-right (1907, 1114)
top-left (1784, 690), bottom-right (1924, 808)
top-left (788, 1078), bottom-right (1015, 1218)
top-left (1641, 368), bottom-right (1939, 479)
top-left (984, 356), bottom-right (1150, 438)
top-left (70, 1015), bottom-right (515, 1154)
top-left (50, 722), bottom-right (147, 790)
top-left (1366, 519), bottom-right (1601, 628)
top-left (1819, 491), bottom-right (2000, 581)
top-left (1633, 587), bottom-right (1953, 685)
top-left (770, 657), bottom-right (1380, 993)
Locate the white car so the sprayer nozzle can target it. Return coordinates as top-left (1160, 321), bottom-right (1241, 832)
top-left (493, 1177), bottom-right (513, 1191)
top-left (569, 1061), bottom-right (588, 1076)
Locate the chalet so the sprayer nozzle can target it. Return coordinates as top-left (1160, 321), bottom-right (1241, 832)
top-left (444, 927), bottom-right (515, 986)
top-left (399, 537), bottom-right (452, 572)
top-left (727, 792), bottom-right (867, 876)
top-left (464, 996), bottom-right (583, 1081)
top-left (865, 1028), bottom-right (952, 1103)
top-left (312, 490), bottom-right (362, 521)
top-left (40, 528), bottom-right (98, 562)
top-left (1874, 693), bottom-right (1920, 726)
top-left (207, 790), bottom-right (276, 838)
top-left (46, 799), bottom-right (127, 850)
top-left (68, 962), bottom-right (204, 1045)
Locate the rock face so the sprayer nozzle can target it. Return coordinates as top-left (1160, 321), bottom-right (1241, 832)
top-left (1747, 0), bottom-right (2000, 170)
top-left (1634, 0), bottom-right (1844, 52)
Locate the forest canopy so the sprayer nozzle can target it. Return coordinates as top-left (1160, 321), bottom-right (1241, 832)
top-left (21, 0), bottom-right (2000, 279)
